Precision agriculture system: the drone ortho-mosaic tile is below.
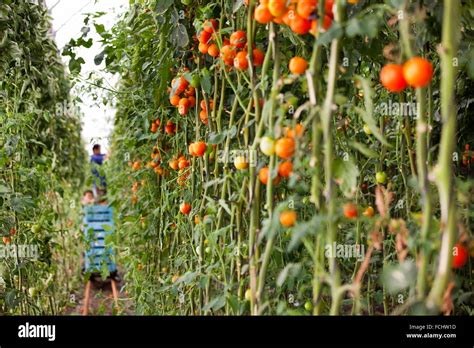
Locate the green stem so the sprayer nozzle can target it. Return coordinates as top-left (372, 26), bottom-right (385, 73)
top-left (427, 0), bottom-right (460, 310)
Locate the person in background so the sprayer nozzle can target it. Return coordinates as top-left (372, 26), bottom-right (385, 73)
top-left (81, 190), bottom-right (94, 205)
top-left (90, 144), bottom-right (107, 194)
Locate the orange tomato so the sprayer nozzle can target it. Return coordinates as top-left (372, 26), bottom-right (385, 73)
top-left (343, 203), bottom-right (358, 219)
top-left (170, 95), bottom-right (180, 106)
top-left (259, 167), bottom-right (280, 185)
top-left (252, 48), bottom-right (265, 66)
top-left (280, 210), bottom-right (297, 227)
top-left (275, 137), bottom-right (296, 159)
top-left (203, 19), bottom-right (218, 33)
top-left (290, 13), bottom-right (311, 34)
top-left (289, 56), bottom-right (308, 75)
top-left (268, 0), bottom-right (287, 17)
top-left (199, 30), bottom-right (211, 44)
top-left (402, 57), bottom-right (433, 88)
top-left (255, 4), bottom-right (274, 24)
top-left (230, 30), bottom-right (247, 49)
top-left (169, 159), bottom-right (179, 170)
top-left (296, 0), bottom-right (316, 19)
top-left (132, 161), bottom-right (141, 170)
top-left (278, 161), bottom-right (293, 177)
top-left (234, 51), bottom-right (249, 70)
top-left (180, 202), bottom-right (192, 215)
top-left (208, 43), bottom-right (220, 57)
top-left (380, 64), bottom-right (407, 93)
top-left (193, 141), bottom-right (207, 157)
top-left (198, 42), bottom-right (209, 54)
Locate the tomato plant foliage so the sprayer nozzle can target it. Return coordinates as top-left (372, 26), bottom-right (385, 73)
top-left (80, 0), bottom-right (474, 315)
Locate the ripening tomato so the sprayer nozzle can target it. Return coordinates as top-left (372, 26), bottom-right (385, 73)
top-left (221, 45), bottom-right (237, 61)
top-left (343, 203), bottom-right (358, 219)
top-left (259, 167), bottom-right (280, 185)
top-left (296, 0), bottom-right (316, 19)
top-left (255, 4), bottom-right (274, 24)
top-left (198, 42), bottom-right (209, 54)
top-left (278, 161), bottom-right (293, 177)
top-left (203, 19), bottom-right (218, 33)
top-left (452, 243), bottom-right (469, 269)
top-left (275, 137), bottom-right (296, 159)
top-left (290, 13), bottom-right (311, 35)
top-left (285, 123), bottom-right (304, 138)
top-left (380, 64), bottom-right (407, 93)
top-left (280, 210), bottom-right (297, 227)
top-left (180, 202), bottom-right (192, 215)
top-left (230, 30), bottom-right (247, 48)
top-left (268, 0), bottom-right (287, 17)
top-left (363, 206), bottom-right (375, 217)
top-left (234, 156), bottom-right (249, 170)
top-left (170, 95), bottom-right (180, 106)
top-left (132, 161), bottom-right (141, 170)
top-left (207, 44), bottom-right (220, 57)
top-left (289, 56), bottom-right (308, 75)
top-left (260, 136), bottom-right (276, 156)
top-left (402, 57), bottom-right (433, 88)
top-left (193, 141), bottom-right (207, 157)
top-left (169, 159), bottom-right (179, 170)
top-left (165, 121), bottom-right (176, 135)
top-left (252, 48), bottom-right (265, 66)
top-left (234, 51), bottom-right (249, 70)
top-left (199, 30), bottom-right (211, 44)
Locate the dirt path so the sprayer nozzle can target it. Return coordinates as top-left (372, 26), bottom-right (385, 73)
top-left (65, 276), bottom-right (135, 315)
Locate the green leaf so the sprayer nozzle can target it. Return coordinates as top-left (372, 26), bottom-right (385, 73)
top-left (354, 76), bottom-right (390, 147)
top-left (348, 141), bottom-right (378, 158)
top-left (208, 132), bottom-right (225, 144)
top-left (94, 23), bottom-right (105, 34)
top-left (381, 261), bottom-right (417, 294)
top-left (276, 263), bottom-right (301, 287)
top-left (200, 69), bottom-right (212, 94)
top-left (316, 22), bottom-right (343, 46)
top-left (333, 158), bottom-right (359, 197)
top-left (171, 23), bottom-right (189, 48)
top-left (155, 0), bottom-right (174, 14)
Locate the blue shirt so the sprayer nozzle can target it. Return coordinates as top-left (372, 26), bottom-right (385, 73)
top-left (90, 153), bottom-right (105, 165)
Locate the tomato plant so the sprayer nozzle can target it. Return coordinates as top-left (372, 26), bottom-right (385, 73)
top-left (4, 0), bottom-right (474, 317)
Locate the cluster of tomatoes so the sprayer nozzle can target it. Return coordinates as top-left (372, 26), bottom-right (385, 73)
top-left (198, 19), bottom-right (265, 71)
top-left (253, 0), bottom-right (334, 36)
top-left (2, 228), bottom-right (16, 245)
top-left (199, 99), bottom-right (214, 125)
top-left (169, 73), bottom-right (196, 116)
top-left (380, 56), bottom-right (433, 92)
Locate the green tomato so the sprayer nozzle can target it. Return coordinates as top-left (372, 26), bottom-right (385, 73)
top-left (259, 136), bottom-right (275, 156)
top-left (28, 287), bottom-right (38, 297)
top-left (31, 224), bottom-right (41, 234)
top-left (244, 288), bottom-right (252, 301)
top-left (205, 246), bottom-right (211, 254)
top-left (304, 300), bottom-right (313, 311)
top-left (376, 171), bottom-right (387, 184)
top-left (181, 0), bottom-right (192, 4)
top-left (363, 124), bottom-right (372, 135)
top-left (190, 75), bottom-right (200, 88)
